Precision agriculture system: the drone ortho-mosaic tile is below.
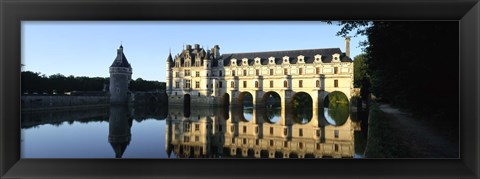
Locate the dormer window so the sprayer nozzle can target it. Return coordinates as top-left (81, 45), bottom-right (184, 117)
top-left (297, 55), bottom-right (305, 63)
top-left (231, 58), bottom-right (237, 66)
top-left (314, 54), bottom-right (322, 63)
top-left (332, 54), bottom-right (341, 62)
top-left (269, 57), bottom-right (275, 64)
top-left (255, 57), bottom-right (261, 65)
top-left (242, 58), bottom-right (248, 66)
top-left (283, 56), bottom-right (289, 64)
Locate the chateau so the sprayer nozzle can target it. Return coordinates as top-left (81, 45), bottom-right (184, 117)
top-left (166, 38), bottom-right (354, 108)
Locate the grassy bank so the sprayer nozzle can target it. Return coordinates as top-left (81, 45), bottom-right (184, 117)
top-left (364, 103), bottom-right (409, 158)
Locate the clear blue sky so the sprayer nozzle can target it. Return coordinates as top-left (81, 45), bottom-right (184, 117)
top-left (22, 21), bottom-right (367, 82)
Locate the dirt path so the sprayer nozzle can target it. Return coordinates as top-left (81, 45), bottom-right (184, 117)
top-left (377, 103), bottom-right (458, 158)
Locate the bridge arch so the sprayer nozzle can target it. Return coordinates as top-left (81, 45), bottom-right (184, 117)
top-left (237, 91), bottom-right (254, 108)
top-left (290, 92), bottom-right (313, 124)
top-left (323, 91), bottom-right (349, 126)
top-left (261, 91), bottom-right (282, 108)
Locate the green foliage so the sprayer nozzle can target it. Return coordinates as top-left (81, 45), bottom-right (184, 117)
top-left (324, 92), bottom-right (349, 125)
top-left (334, 21), bottom-right (458, 121)
top-left (353, 54), bottom-right (368, 88)
top-left (292, 93), bottom-right (313, 124)
top-left (21, 71), bottom-right (166, 94)
top-left (129, 78), bottom-right (166, 91)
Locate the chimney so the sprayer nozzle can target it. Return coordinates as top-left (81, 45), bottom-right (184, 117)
top-left (345, 36), bottom-right (351, 57)
top-left (194, 44), bottom-right (200, 49)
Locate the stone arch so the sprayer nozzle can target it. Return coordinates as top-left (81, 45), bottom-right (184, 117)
top-left (261, 91), bottom-right (282, 107)
top-left (238, 92), bottom-right (253, 108)
top-left (323, 91), bottom-right (349, 126)
top-left (290, 91), bottom-right (313, 124)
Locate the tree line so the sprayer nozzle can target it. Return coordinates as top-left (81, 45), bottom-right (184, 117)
top-left (21, 71), bottom-right (166, 94)
top-left (339, 21), bottom-right (458, 122)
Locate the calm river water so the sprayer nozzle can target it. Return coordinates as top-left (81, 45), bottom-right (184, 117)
top-left (21, 103), bottom-right (368, 159)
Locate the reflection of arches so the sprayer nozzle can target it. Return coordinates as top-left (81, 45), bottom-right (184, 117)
top-left (222, 93), bottom-right (230, 107)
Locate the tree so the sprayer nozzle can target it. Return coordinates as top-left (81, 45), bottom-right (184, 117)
top-left (333, 21), bottom-right (458, 121)
top-left (353, 54), bottom-right (368, 88)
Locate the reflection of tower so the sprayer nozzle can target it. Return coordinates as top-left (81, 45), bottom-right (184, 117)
top-left (109, 45), bottom-right (132, 104)
top-left (108, 105), bottom-right (133, 158)
top-left (165, 117), bottom-right (173, 158)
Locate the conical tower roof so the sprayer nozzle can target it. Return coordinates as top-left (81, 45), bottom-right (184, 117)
top-left (111, 45), bottom-right (132, 68)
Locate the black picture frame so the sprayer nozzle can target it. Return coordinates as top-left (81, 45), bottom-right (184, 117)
top-left (1, 0), bottom-right (479, 178)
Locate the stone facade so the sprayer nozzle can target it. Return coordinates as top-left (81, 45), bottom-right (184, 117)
top-left (109, 45), bottom-right (133, 105)
top-left (166, 38), bottom-right (354, 108)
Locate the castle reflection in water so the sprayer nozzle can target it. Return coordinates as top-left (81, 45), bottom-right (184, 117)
top-left (165, 106), bottom-right (362, 158)
top-left (21, 103), bottom-right (367, 158)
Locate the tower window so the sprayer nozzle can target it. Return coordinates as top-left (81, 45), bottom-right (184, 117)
top-left (243, 81), bottom-right (247, 88)
top-left (231, 81), bottom-right (235, 88)
top-left (256, 69), bottom-right (259, 76)
top-left (243, 126), bottom-right (247, 133)
top-left (334, 130), bottom-right (339, 138)
top-left (270, 127), bottom-right (274, 135)
top-left (270, 81), bottom-right (273, 88)
top-left (316, 80), bottom-right (320, 87)
top-left (255, 81), bottom-right (259, 88)
top-left (219, 70), bottom-right (222, 77)
top-left (270, 69), bottom-right (273, 75)
top-left (232, 70), bottom-right (235, 76)
top-left (284, 68), bottom-right (288, 75)
top-left (334, 67), bottom-right (339, 74)
top-left (284, 80), bottom-right (288, 88)
top-left (243, 70), bottom-right (247, 76)
top-left (299, 128), bottom-right (303, 137)
top-left (299, 68), bottom-right (303, 75)
top-left (299, 80), bottom-right (303, 88)
top-left (219, 81), bottom-right (223, 88)
top-left (334, 80), bottom-right (339, 88)
top-left (316, 67), bottom-right (320, 74)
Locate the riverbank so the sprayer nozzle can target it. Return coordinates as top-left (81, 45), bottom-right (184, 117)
top-left (365, 102), bottom-right (459, 158)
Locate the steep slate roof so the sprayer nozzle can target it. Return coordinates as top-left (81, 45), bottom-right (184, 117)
top-left (110, 45), bottom-right (132, 68)
top-left (219, 48), bottom-right (352, 67)
top-left (171, 47), bottom-right (208, 67)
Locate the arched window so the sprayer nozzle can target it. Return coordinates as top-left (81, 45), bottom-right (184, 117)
top-left (284, 80), bottom-right (288, 88)
top-left (231, 81), bottom-right (235, 88)
top-left (316, 80), bottom-right (320, 87)
top-left (255, 81), bottom-right (259, 88)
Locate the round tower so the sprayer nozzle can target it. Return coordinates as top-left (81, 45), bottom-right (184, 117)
top-left (109, 45), bottom-right (133, 104)
top-left (166, 51), bottom-right (173, 95)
